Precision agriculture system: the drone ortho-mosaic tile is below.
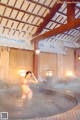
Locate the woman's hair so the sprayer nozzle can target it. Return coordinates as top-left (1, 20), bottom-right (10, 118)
top-left (25, 71), bottom-right (32, 77)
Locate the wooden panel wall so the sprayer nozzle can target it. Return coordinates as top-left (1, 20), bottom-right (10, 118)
top-left (9, 48), bottom-right (33, 83)
top-left (39, 52), bottom-right (58, 80)
top-left (75, 48), bottom-right (80, 77)
top-left (57, 54), bottom-right (64, 78)
top-left (63, 48), bottom-right (75, 77)
top-left (0, 47), bottom-right (9, 81)
top-left (0, 46), bottom-right (75, 84)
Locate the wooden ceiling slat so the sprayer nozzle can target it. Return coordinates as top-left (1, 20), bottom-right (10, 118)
top-left (75, 28), bottom-right (80, 32)
top-left (35, 18), bottom-right (40, 25)
top-left (46, 28), bottom-right (76, 39)
top-left (76, 10), bottom-right (80, 17)
top-left (3, 27), bottom-right (9, 34)
top-left (47, 14), bottom-right (63, 30)
top-left (15, 0), bottom-right (24, 20)
top-left (57, 11), bottom-right (66, 17)
top-left (28, 3), bottom-right (37, 24)
top-left (48, 0), bottom-right (54, 7)
top-left (50, 20), bottom-right (63, 25)
top-left (22, 31), bottom-right (26, 37)
top-left (26, 26), bottom-right (30, 31)
top-left (19, 31), bottom-right (25, 37)
top-left (48, 22), bottom-right (55, 29)
top-left (26, 0), bottom-right (51, 9)
top-left (21, 3), bottom-right (31, 30)
top-left (0, 2), bottom-right (44, 19)
top-left (31, 27), bottom-right (35, 32)
top-left (0, 15), bottom-right (39, 27)
top-left (13, 22), bottom-right (20, 35)
top-left (40, 0), bottom-right (47, 17)
top-left (22, 25), bottom-right (30, 37)
top-left (22, 25), bottom-right (31, 37)
top-left (35, 5), bottom-right (42, 15)
top-left (31, 3), bottom-right (37, 13)
top-left (2, 27), bottom-right (5, 34)
top-left (0, 25), bottom-right (26, 33)
top-left (31, 18), bottom-right (80, 42)
top-left (74, 32), bottom-right (80, 37)
top-left (8, 0), bottom-right (17, 34)
top-left (42, 8), bottom-right (47, 17)
top-left (53, 16), bottom-right (63, 29)
top-left (20, 0), bottom-right (24, 8)
top-left (1, 0), bottom-right (9, 33)
top-left (31, 16), bottom-right (36, 24)
top-left (0, 7), bottom-right (6, 24)
top-left (13, 0), bottom-right (24, 36)
top-left (8, 22), bottom-right (14, 34)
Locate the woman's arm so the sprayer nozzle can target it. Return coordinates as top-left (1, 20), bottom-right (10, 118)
top-left (31, 73), bottom-right (39, 83)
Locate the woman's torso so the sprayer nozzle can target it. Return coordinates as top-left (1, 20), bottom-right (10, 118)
top-left (21, 77), bottom-right (30, 85)
top-left (21, 78), bottom-right (31, 91)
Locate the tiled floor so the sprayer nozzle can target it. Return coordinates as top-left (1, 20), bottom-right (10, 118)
top-left (49, 105), bottom-right (80, 120)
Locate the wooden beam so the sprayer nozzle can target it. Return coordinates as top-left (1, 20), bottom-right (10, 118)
top-left (76, 39), bottom-right (80, 44)
top-left (67, 3), bottom-right (75, 23)
top-left (33, 2), bottom-right (62, 36)
top-left (31, 18), bottom-right (80, 43)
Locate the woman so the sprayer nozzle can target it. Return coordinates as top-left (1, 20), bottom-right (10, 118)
top-left (21, 71), bottom-right (39, 100)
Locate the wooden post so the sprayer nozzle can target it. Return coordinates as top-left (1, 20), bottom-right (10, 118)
top-left (74, 49), bottom-right (80, 77)
top-left (33, 41), bottom-right (39, 78)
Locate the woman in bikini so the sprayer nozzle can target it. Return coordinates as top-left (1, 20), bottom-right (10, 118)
top-left (21, 71), bottom-right (39, 100)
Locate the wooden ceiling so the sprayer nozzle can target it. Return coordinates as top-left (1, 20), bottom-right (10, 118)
top-left (0, 0), bottom-right (80, 53)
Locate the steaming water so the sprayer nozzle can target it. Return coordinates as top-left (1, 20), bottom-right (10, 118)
top-left (0, 79), bottom-right (78, 119)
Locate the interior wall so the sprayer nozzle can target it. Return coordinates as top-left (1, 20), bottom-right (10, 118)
top-left (39, 48), bottom-right (75, 80)
top-left (0, 46), bottom-right (75, 84)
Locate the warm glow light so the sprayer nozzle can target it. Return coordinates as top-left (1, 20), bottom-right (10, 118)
top-left (66, 71), bottom-right (74, 77)
top-left (35, 49), bottom-right (40, 55)
top-left (18, 69), bottom-right (26, 77)
top-left (46, 70), bottom-right (53, 77)
top-left (78, 56), bottom-right (80, 60)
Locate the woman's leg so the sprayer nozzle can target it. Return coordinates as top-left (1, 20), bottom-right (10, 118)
top-left (21, 94), bottom-right (27, 100)
top-left (21, 85), bottom-right (33, 100)
top-left (27, 91), bottom-right (33, 100)
top-left (21, 85), bottom-right (28, 100)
